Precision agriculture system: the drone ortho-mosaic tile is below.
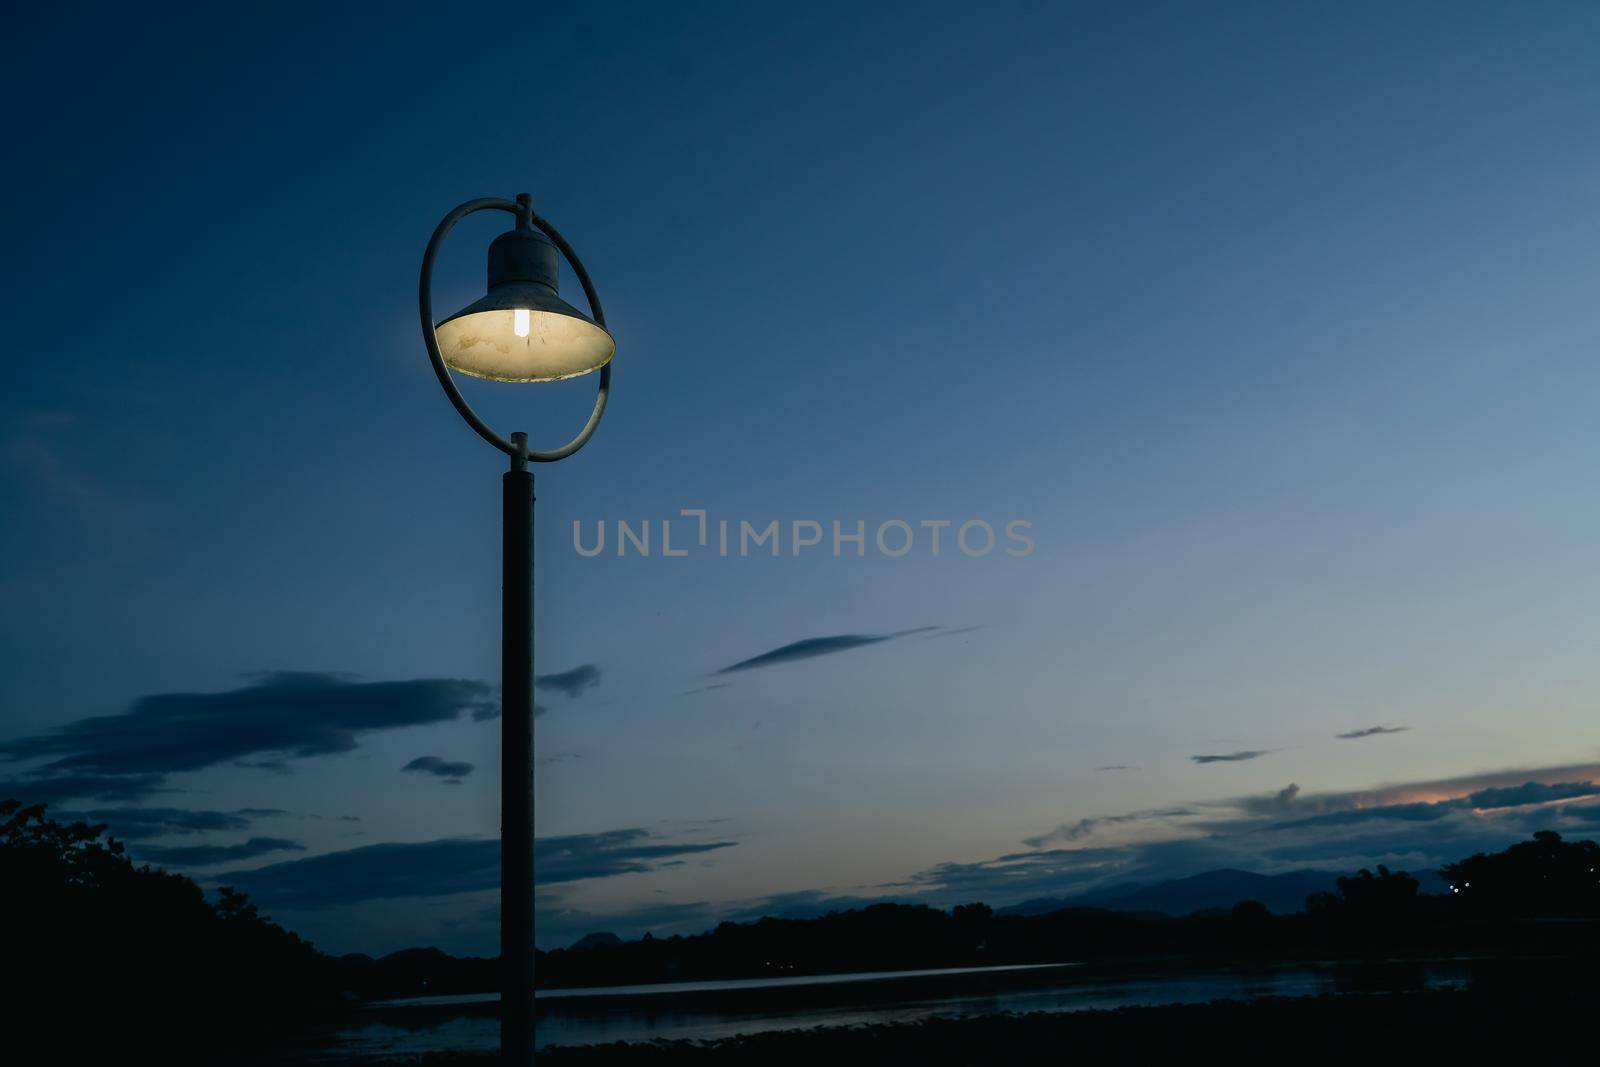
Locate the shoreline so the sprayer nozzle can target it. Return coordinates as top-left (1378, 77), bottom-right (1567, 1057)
top-left (368, 961), bottom-right (1085, 1010)
top-left (283, 954), bottom-right (1532, 1063)
top-left (329, 985), bottom-right (1586, 1064)
top-left (351, 949), bottom-right (1500, 1020)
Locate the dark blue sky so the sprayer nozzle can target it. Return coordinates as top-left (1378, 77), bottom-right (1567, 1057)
top-left (5, 2), bottom-right (1600, 952)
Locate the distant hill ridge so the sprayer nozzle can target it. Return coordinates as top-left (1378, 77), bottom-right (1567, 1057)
top-left (1000, 868), bottom-right (1343, 917)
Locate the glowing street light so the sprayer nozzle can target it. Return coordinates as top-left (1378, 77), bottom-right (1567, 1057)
top-left (419, 193), bottom-right (614, 1066)
top-left (433, 205), bottom-right (614, 382)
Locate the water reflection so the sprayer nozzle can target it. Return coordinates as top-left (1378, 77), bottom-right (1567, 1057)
top-left (315, 959), bottom-right (1472, 1060)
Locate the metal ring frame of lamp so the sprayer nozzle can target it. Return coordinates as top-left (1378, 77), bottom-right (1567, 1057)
top-left (419, 194), bottom-right (611, 467)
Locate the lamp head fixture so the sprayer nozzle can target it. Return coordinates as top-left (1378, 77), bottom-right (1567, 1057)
top-left (434, 213), bottom-right (615, 383)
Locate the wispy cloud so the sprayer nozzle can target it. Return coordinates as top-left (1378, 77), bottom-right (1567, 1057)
top-left (1263, 779), bottom-right (1600, 832)
top-left (536, 665), bottom-right (602, 699)
top-left (715, 627), bottom-right (939, 675)
top-left (402, 756), bottom-right (474, 782)
top-left (1224, 763), bottom-right (1600, 820)
top-left (1191, 750), bottom-right (1272, 764)
top-left (0, 772), bottom-right (168, 804)
top-left (1336, 725), bottom-right (1410, 739)
top-left (921, 625), bottom-right (986, 640)
top-left (134, 836), bottom-right (304, 868)
top-left (897, 845), bottom-right (1130, 903)
top-left (234, 759), bottom-right (293, 774)
top-left (226, 828), bottom-right (739, 910)
top-left (50, 807), bottom-right (255, 841)
top-left (678, 683), bottom-right (732, 698)
top-left (1234, 783), bottom-right (1306, 816)
top-left (1023, 807), bottom-right (1196, 848)
top-left (537, 829), bottom-right (738, 885)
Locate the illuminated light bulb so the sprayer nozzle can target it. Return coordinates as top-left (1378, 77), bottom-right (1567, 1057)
top-left (513, 308), bottom-right (530, 338)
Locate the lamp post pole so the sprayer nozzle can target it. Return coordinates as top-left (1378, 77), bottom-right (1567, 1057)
top-left (502, 433), bottom-right (535, 1064)
top-left (420, 193), bottom-right (614, 1067)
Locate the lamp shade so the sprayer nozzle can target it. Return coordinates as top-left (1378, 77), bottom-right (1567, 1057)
top-left (434, 224), bottom-right (614, 382)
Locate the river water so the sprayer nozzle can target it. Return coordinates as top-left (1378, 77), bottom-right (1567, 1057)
top-left (310, 957), bottom-right (1473, 1059)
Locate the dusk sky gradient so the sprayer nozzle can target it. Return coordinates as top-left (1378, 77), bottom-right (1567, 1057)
top-left (5, 2), bottom-right (1600, 952)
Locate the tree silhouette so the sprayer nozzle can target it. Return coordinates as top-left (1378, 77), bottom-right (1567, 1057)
top-left (1442, 830), bottom-right (1600, 917)
top-left (1231, 899), bottom-right (1270, 921)
top-left (1304, 890), bottom-right (1342, 914)
top-left (1336, 865), bottom-right (1419, 915)
top-left (1, 799), bottom-right (338, 1059)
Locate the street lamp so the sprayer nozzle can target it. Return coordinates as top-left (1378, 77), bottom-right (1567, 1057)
top-left (419, 193), bottom-right (614, 1066)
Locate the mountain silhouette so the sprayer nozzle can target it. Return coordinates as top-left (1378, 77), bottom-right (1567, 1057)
top-left (1001, 868), bottom-right (1343, 917)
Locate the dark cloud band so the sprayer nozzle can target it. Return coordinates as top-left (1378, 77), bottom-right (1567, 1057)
top-left (134, 836), bottom-right (304, 868)
top-left (402, 756), bottom-right (474, 781)
top-left (536, 665), bottom-right (601, 699)
top-left (226, 828), bottom-right (738, 910)
top-left (0, 672), bottom-right (494, 778)
top-left (1191, 750), bottom-right (1271, 764)
top-left (716, 627), bottom-right (939, 674)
